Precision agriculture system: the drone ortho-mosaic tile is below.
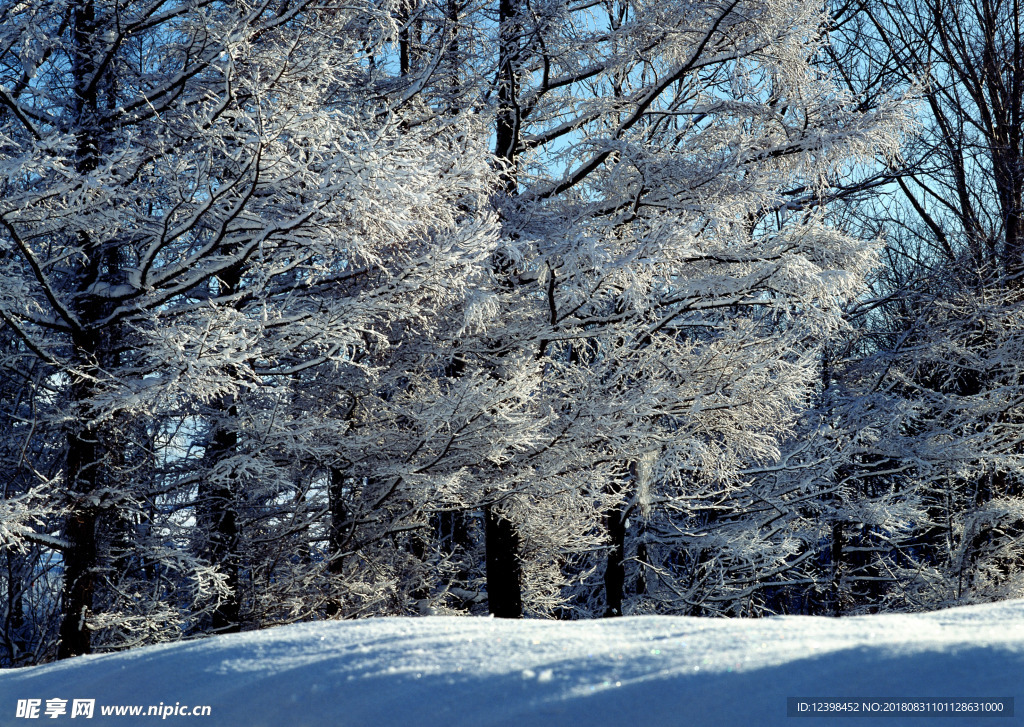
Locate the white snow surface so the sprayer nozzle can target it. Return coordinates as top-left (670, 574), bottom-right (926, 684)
top-left (3, 600), bottom-right (1024, 726)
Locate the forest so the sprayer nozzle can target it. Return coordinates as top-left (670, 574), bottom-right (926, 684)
top-left (0, 0), bottom-right (1022, 665)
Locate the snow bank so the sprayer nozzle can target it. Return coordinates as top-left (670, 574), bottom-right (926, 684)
top-left (3, 600), bottom-right (1023, 726)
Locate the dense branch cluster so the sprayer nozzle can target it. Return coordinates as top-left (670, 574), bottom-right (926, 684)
top-left (2, 0), bottom-right (1020, 666)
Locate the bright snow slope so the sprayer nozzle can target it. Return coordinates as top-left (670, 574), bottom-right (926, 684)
top-left (3, 600), bottom-right (1023, 726)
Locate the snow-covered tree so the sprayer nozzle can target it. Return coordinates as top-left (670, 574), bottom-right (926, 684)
top-left (0, 0), bottom-right (501, 656)
top-left (393, 0), bottom-right (910, 616)
top-left (0, 0), bottom-right (913, 664)
top-left (778, 0), bottom-right (1024, 615)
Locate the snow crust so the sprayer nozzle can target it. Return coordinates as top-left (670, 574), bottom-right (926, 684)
top-left (3, 600), bottom-right (1023, 726)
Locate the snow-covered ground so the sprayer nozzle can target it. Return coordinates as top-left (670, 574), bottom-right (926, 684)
top-left (3, 600), bottom-right (1023, 726)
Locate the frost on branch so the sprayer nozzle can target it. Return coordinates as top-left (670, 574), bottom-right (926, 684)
top-left (0, 0), bottom-right (918, 659)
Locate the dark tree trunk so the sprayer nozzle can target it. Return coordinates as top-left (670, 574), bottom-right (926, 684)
top-left (58, 381), bottom-right (101, 659)
top-left (57, 0), bottom-right (105, 661)
top-left (481, 0), bottom-right (525, 619)
top-left (323, 467), bottom-right (350, 618)
top-left (603, 498), bottom-right (626, 617)
top-left (484, 504), bottom-right (522, 618)
top-left (830, 520), bottom-right (845, 617)
top-left (197, 264), bottom-right (244, 634)
top-left (58, 422), bottom-right (101, 659)
top-left (3, 553), bottom-right (27, 664)
top-left (200, 421), bottom-right (241, 634)
top-left (494, 0), bottom-right (520, 195)
top-left (435, 510), bottom-right (469, 556)
top-left (327, 466), bottom-right (350, 577)
top-left (58, 508), bottom-right (98, 658)
top-left (635, 527), bottom-right (648, 597)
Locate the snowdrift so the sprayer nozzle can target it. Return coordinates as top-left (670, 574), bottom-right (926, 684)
top-left (3, 600), bottom-right (1023, 726)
